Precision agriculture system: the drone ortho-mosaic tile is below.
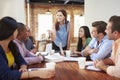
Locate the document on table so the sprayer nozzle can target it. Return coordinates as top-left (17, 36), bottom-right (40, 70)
top-left (45, 53), bottom-right (64, 62)
top-left (28, 68), bottom-right (46, 71)
top-left (64, 57), bottom-right (79, 61)
top-left (85, 61), bottom-right (94, 66)
top-left (45, 53), bottom-right (80, 62)
top-left (86, 65), bottom-right (101, 71)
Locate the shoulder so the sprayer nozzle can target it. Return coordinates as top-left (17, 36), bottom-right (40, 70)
top-left (67, 21), bottom-right (70, 26)
top-left (88, 38), bottom-right (97, 47)
top-left (27, 38), bottom-right (33, 43)
top-left (86, 37), bottom-right (92, 41)
top-left (103, 40), bottom-right (113, 46)
top-left (13, 39), bottom-right (18, 44)
top-left (86, 37), bottom-right (92, 45)
top-left (90, 38), bottom-right (96, 43)
top-left (103, 37), bottom-right (114, 43)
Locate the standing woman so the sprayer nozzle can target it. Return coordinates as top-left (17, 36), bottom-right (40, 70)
top-left (73, 26), bottom-right (91, 55)
top-left (0, 17), bottom-right (55, 80)
top-left (51, 9), bottom-right (71, 53)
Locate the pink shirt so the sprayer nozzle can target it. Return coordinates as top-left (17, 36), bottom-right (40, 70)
top-left (107, 38), bottom-right (120, 78)
top-left (14, 39), bottom-right (43, 65)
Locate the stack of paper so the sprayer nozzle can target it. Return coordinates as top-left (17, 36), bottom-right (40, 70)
top-left (45, 53), bottom-right (64, 62)
top-left (86, 65), bottom-right (101, 71)
top-left (85, 61), bottom-right (94, 66)
top-left (64, 57), bottom-right (79, 61)
top-left (28, 68), bottom-right (45, 71)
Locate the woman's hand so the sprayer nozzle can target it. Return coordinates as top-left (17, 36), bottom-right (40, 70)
top-left (37, 68), bottom-right (55, 79)
top-left (19, 65), bottom-right (27, 72)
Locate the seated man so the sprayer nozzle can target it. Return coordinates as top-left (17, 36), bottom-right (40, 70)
top-left (23, 26), bottom-right (37, 53)
top-left (94, 15), bottom-right (120, 78)
top-left (81, 21), bottom-right (113, 61)
top-left (14, 22), bottom-right (43, 65)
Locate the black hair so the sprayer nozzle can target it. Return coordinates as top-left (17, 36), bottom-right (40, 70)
top-left (17, 22), bottom-right (26, 36)
top-left (0, 16), bottom-right (19, 56)
top-left (0, 16), bottom-right (18, 40)
top-left (77, 26), bottom-right (91, 51)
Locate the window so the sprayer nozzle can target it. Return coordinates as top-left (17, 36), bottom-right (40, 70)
top-left (37, 14), bottom-right (70, 40)
top-left (74, 15), bottom-right (85, 37)
top-left (37, 14), bottom-right (53, 40)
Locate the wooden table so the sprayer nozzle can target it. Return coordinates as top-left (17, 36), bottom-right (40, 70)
top-left (22, 61), bottom-right (120, 80)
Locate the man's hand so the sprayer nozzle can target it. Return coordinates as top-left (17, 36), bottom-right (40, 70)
top-left (89, 49), bottom-right (98, 54)
top-left (94, 60), bottom-right (108, 72)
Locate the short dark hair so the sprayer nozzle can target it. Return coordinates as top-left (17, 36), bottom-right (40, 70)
top-left (109, 15), bottom-right (120, 33)
top-left (17, 22), bottom-right (26, 35)
top-left (0, 16), bottom-right (18, 40)
top-left (92, 21), bottom-right (107, 35)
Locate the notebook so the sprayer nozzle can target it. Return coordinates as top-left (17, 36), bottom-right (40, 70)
top-left (86, 65), bottom-right (101, 71)
top-left (45, 53), bottom-right (64, 62)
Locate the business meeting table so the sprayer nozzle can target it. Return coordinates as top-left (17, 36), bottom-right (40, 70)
top-left (22, 61), bottom-right (120, 80)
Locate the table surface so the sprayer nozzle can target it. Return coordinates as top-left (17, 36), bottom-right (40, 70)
top-left (22, 61), bottom-right (120, 80)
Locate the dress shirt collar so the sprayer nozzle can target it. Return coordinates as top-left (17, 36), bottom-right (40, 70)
top-left (114, 38), bottom-right (120, 45)
top-left (95, 35), bottom-right (108, 43)
top-left (14, 39), bottom-right (23, 45)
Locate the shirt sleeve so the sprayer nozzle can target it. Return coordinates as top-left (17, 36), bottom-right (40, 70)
top-left (106, 45), bottom-right (120, 78)
top-left (88, 38), bottom-right (96, 49)
top-left (24, 57), bottom-right (42, 65)
top-left (107, 55), bottom-right (120, 78)
top-left (86, 37), bottom-right (92, 46)
top-left (20, 43), bottom-right (43, 65)
top-left (90, 40), bottom-right (113, 61)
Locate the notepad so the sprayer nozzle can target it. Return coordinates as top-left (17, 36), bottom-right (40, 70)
top-left (64, 57), bottom-right (79, 61)
top-left (85, 61), bottom-right (94, 66)
top-left (86, 65), bottom-right (101, 71)
top-left (28, 68), bottom-right (45, 71)
top-left (45, 53), bottom-right (64, 62)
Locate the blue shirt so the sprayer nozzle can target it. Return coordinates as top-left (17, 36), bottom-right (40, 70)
top-left (54, 22), bottom-right (70, 47)
top-left (89, 35), bottom-right (113, 61)
top-left (23, 38), bottom-right (34, 50)
top-left (0, 45), bottom-right (27, 80)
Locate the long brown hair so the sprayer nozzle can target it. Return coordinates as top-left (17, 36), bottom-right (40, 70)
top-left (55, 9), bottom-right (68, 31)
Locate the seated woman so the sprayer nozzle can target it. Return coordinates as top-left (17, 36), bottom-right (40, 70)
top-left (0, 17), bottom-right (55, 80)
top-left (72, 26), bottom-right (92, 58)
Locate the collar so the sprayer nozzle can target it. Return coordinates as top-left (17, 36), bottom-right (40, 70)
top-left (14, 39), bottom-right (23, 44)
top-left (114, 38), bottom-right (120, 44)
top-left (95, 35), bottom-right (108, 43)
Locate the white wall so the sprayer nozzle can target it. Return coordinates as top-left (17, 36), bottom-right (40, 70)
top-left (0, 0), bottom-right (26, 23)
top-left (85, 0), bottom-right (120, 28)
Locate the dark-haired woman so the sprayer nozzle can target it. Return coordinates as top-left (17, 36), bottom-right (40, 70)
top-left (50, 9), bottom-right (71, 53)
top-left (72, 26), bottom-right (91, 57)
top-left (0, 17), bottom-right (55, 80)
